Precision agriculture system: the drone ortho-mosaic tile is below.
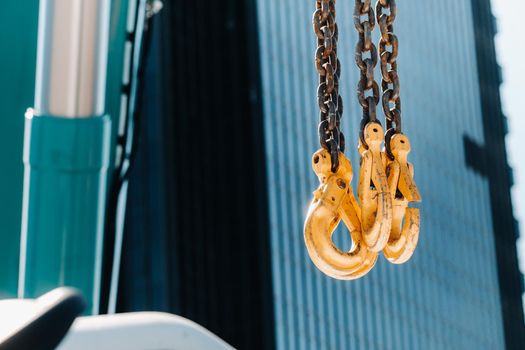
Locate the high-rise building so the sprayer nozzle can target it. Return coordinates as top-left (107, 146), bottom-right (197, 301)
top-left (118, 0), bottom-right (524, 349)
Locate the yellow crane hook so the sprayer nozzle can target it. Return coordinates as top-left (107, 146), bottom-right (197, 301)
top-left (357, 122), bottom-right (393, 252)
top-left (383, 133), bottom-right (422, 264)
top-left (304, 149), bottom-right (377, 280)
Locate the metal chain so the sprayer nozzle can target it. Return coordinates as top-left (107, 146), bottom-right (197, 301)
top-left (377, 0), bottom-right (401, 159)
top-left (313, 0), bottom-right (345, 172)
top-left (354, 0), bottom-right (380, 148)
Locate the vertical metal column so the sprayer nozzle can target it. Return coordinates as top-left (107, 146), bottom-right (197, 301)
top-left (19, 0), bottom-right (112, 315)
top-left (107, 0), bottom-right (143, 314)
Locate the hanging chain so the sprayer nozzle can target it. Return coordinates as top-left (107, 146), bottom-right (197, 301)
top-left (377, 0), bottom-right (401, 159)
top-left (313, 0), bottom-right (345, 172)
top-left (354, 0), bottom-right (380, 148)
top-left (305, 0), bottom-right (421, 280)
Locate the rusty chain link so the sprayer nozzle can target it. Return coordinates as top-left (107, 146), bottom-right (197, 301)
top-left (314, 0), bottom-right (403, 164)
top-left (354, 0), bottom-right (380, 148)
top-left (313, 0), bottom-right (345, 172)
top-left (377, 0), bottom-right (401, 159)
top-left (305, 0), bottom-right (419, 281)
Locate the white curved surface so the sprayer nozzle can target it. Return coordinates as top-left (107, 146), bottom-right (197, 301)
top-left (0, 299), bottom-right (40, 344)
top-left (58, 312), bottom-right (234, 350)
top-left (0, 288), bottom-right (76, 344)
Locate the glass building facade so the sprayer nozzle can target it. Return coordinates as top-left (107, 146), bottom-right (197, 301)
top-left (114, 0), bottom-right (524, 348)
top-left (256, 0), bottom-right (509, 348)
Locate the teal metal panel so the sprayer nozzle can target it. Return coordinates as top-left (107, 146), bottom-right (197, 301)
top-left (256, 0), bottom-right (505, 348)
top-left (0, 0), bottom-right (129, 301)
top-left (20, 113), bottom-right (111, 315)
top-left (0, 1), bottom-right (39, 298)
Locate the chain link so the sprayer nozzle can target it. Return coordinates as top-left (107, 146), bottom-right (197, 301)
top-left (314, 0), bottom-right (344, 172)
top-left (354, 0), bottom-right (380, 148)
top-left (314, 0), bottom-right (403, 162)
top-left (377, 0), bottom-right (401, 159)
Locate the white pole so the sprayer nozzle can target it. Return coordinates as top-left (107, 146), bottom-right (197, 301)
top-left (34, 0), bottom-right (110, 117)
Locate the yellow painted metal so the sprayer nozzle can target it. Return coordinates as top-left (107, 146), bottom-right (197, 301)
top-left (383, 134), bottom-right (422, 264)
top-left (303, 129), bottom-right (421, 279)
top-left (357, 122), bottom-right (392, 252)
top-left (304, 149), bottom-right (377, 280)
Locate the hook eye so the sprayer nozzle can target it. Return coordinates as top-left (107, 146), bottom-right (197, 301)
top-left (305, 150), bottom-right (377, 280)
